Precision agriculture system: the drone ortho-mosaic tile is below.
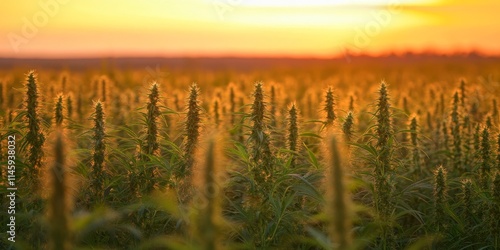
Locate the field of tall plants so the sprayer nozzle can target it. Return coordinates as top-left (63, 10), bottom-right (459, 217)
top-left (0, 61), bottom-right (499, 249)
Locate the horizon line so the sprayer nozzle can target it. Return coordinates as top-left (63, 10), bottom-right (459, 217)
top-left (1, 51), bottom-right (500, 61)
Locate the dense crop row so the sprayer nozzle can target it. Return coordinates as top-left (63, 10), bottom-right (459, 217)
top-left (0, 66), bottom-right (499, 249)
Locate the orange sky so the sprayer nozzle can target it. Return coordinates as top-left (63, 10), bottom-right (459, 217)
top-left (0, 0), bottom-right (499, 58)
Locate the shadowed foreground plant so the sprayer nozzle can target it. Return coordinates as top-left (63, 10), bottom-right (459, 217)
top-left (326, 135), bottom-right (352, 249)
top-left (192, 136), bottom-right (225, 250)
top-left (49, 130), bottom-right (72, 250)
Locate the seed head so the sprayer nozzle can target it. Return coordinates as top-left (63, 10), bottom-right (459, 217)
top-left (66, 94), bottom-right (73, 120)
top-left (461, 179), bottom-right (473, 230)
top-left (376, 81), bottom-right (392, 174)
top-left (348, 95), bottom-right (354, 111)
top-left (434, 165), bottom-right (448, 231)
top-left (228, 84), bottom-right (236, 126)
top-left (90, 101), bottom-right (106, 203)
top-left (287, 103), bottom-right (300, 167)
top-left (144, 82), bottom-right (160, 156)
top-left (142, 83), bottom-right (161, 192)
top-left (212, 97), bottom-right (221, 128)
top-left (24, 70), bottom-right (45, 192)
top-left (324, 86), bottom-right (336, 126)
top-left (459, 79), bottom-right (466, 108)
top-left (250, 82), bottom-right (273, 181)
top-left (54, 94), bottom-right (64, 127)
top-left (451, 91), bottom-right (462, 170)
top-left (182, 83), bottom-right (201, 179)
top-left (342, 111), bottom-right (354, 143)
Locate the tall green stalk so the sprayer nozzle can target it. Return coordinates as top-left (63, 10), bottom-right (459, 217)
top-left (451, 91), bottom-right (462, 171)
top-left (142, 83), bottom-right (161, 192)
top-left (461, 179), bottom-right (473, 233)
top-left (342, 111), bottom-right (354, 143)
top-left (90, 101), bottom-right (106, 204)
top-left (250, 82), bottom-right (273, 182)
top-left (66, 94), bottom-right (73, 120)
top-left (434, 165), bottom-right (448, 232)
top-left (23, 71), bottom-right (45, 193)
top-left (54, 94), bottom-right (64, 127)
top-left (374, 82), bottom-right (395, 249)
top-left (410, 116), bottom-right (420, 172)
top-left (286, 103), bottom-right (299, 167)
top-left (324, 86), bottom-right (336, 127)
top-left (228, 84), bottom-right (236, 127)
top-left (182, 83), bottom-right (201, 180)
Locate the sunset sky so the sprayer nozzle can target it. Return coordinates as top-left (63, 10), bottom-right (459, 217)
top-left (1, 0), bottom-right (499, 58)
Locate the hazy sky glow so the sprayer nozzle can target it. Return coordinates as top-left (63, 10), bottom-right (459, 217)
top-left (0, 0), bottom-right (498, 58)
